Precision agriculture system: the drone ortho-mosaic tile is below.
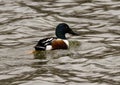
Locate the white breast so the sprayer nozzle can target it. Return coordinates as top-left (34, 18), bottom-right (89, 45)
top-left (63, 40), bottom-right (69, 48)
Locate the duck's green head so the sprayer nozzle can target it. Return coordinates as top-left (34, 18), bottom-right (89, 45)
top-left (55, 23), bottom-right (78, 39)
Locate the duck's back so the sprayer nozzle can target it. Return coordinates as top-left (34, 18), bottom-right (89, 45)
top-left (34, 37), bottom-right (56, 51)
top-left (34, 37), bottom-right (69, 51)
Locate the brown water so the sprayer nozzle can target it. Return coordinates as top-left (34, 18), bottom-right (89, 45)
top-left (0, 0), bottom-right (120, 85)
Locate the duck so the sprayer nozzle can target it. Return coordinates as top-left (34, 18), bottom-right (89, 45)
top-left (34, 23), bottom-right (78, 51)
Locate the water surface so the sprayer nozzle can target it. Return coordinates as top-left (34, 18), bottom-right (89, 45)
top-left (0, 0), bottom-right (120, 85)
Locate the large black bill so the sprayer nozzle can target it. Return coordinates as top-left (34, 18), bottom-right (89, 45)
top-left (68, 30), bottom-right (78, 35)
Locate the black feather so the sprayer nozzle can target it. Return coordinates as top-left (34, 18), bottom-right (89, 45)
top-left (34, 37), bottom-right (56, 51)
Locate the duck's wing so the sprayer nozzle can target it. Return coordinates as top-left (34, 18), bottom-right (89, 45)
top-left (34, 37), bottom-right (56, 51)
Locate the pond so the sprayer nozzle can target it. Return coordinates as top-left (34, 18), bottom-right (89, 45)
top-left (0, 0), bottom-right (120, 85)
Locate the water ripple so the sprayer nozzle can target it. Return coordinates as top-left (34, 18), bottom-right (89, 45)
top-left (0, 0), bottom-right (120, 85)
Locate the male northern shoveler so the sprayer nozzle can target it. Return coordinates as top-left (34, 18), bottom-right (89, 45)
top-left (34, 23), bottom-right (78, 51)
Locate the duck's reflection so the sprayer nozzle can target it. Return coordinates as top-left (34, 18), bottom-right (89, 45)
top-left (33, 51), bottom-right (47, 59)
top-left (32, 51), bottom-right (48, 65)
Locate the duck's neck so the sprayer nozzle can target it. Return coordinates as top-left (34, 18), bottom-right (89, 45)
top-left (56, 33), bottom-right (67, 39)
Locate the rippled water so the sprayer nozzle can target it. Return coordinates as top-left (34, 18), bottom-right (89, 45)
top-left (0, 0), bottom-right (120, 85)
